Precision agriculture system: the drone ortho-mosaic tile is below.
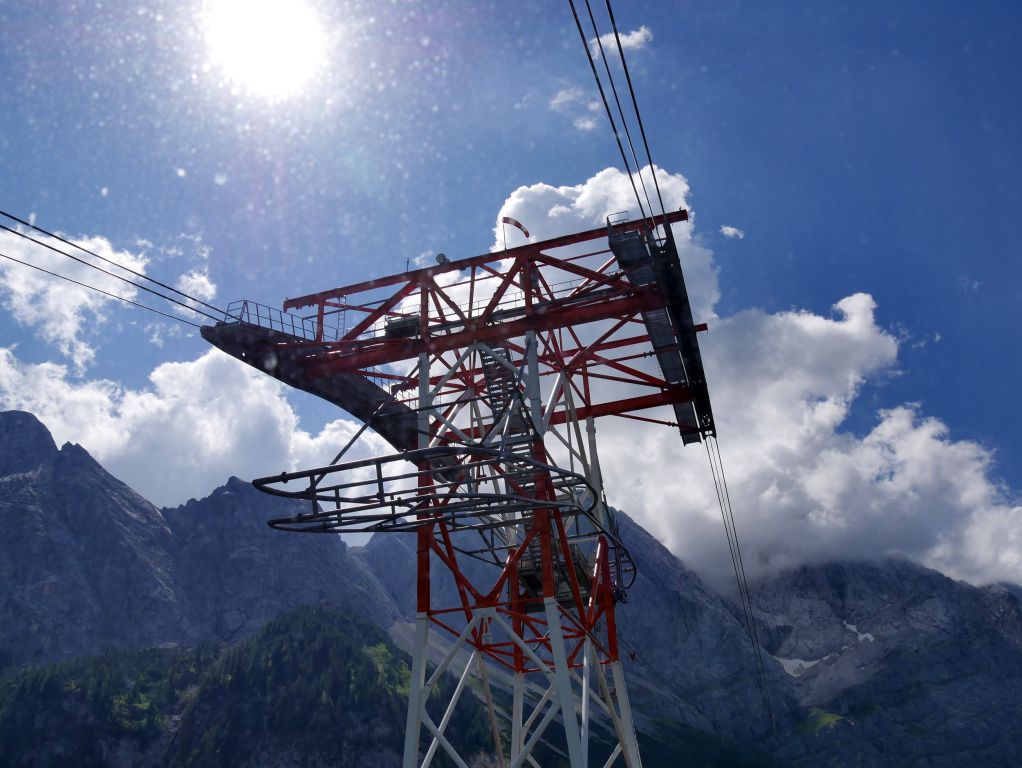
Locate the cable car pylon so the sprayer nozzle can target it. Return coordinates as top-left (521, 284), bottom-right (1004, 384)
top-left (202, 209), bottom-right (715, 767)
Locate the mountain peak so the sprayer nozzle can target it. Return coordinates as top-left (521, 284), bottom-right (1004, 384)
top-left (0, 410), bottom-right (59, 474)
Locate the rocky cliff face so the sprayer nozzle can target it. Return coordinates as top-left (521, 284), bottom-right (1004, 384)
top-left (164, 478), bottom-right (399, 642)
top-left (0, 411), bottom-right (399, 666)
top-left (0, 411), bottom-right (187, 664)
top-left (611, 512), bottom-right (797, 740)
top-left (752, 560), bottom-right (1022, 765)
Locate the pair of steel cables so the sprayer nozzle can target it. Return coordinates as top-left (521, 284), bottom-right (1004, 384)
top-left (567, 0), bottom-right (667, 235)
top-left (0, 208), bottom-right (226, 330)
top-left (567, 0), bottom-right (776, 729)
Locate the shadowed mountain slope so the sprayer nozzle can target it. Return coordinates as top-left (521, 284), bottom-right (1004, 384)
top-left (0, 411), bottom-right (399, 666)
top-left (2, 409), bottom-right (1021, 765)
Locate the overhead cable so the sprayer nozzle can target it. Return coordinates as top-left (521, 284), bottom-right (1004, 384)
top-left (706, 437), bottom-right (776, 732)
top-left (0, 249), bottom-right (202, 328)
top-left (0, 223), bottom-right (222, 323)
top-left (604, 0), bottom-right (669, 225)
top-left (567, 0), bottom-right (648, 221)
top-left (583, 0), bottom-right (656, 224)
top-left (0, 208), bottom-right (225, 316)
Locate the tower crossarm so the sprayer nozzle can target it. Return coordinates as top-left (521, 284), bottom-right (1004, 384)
top-left (203, 208), bottom-right (713, 444)
top-left (280, 209), bottom-right (689, 315)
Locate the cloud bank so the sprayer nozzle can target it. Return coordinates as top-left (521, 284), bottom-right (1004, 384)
top-left (494, 166), bottom-right (1021, 591)
top-left (0, 347), bottom-right (385, 508)
top-left (494, 165), bottom-right (718, 319)
top-left (0, 167), bottom-right (1017, 591)
top-left (0, 230), bottom-right (149, 372)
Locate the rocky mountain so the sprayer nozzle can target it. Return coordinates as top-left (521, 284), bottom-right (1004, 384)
top-left (609, 513), bottom-right (797, 740)
top-left (0, 410), bottom-right (399, 667)
top-left (752, 560), bottom-right (1022, 766)
top-left (163, 477), bottom-right (398, 642)
top-left (0, 411), bottom-right (187, 664)
top-left (2, 408), bottom-right (1021, 766)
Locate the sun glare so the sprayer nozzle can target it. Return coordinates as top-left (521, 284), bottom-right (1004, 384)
top-left (203, 0), bottom-right (327, 102)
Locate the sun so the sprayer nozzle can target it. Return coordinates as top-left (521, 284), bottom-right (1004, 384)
top-left (203, 0), bottom-right (327, 102)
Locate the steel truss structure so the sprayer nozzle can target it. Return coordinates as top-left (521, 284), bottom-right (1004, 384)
top-left (202, 209), bottom-right (714, 768)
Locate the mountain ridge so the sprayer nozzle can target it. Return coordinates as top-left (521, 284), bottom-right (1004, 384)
top-left (0, 410), bottom-right (402, 667)
top-left (2, 409), bottom-right (1020, 766)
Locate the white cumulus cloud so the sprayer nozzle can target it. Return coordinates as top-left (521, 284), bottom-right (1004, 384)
top-left (589, 25), bottom-right (653, 58)
top-left (176, 269), bottom-right (218, 304)
top-left (0, 229), bottom-right (148, 373)
top-left (494, 166), bottom-right (718, 319)
top-left (720, 225), bottom-right (745, 239)
top-left (491, 166), bottom-right (1021, 591)
top-left (0, 347), bottom-right (384, 508)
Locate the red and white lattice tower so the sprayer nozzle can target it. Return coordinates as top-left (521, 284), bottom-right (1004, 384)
top-left (202, 209), bottom-right (715, 768)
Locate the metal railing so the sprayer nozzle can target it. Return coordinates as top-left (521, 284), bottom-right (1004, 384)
top-left (223, 300), bottom-right (320, 340)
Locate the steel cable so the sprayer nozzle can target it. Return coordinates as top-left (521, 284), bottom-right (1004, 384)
top-left (0, 208), bottom-right (225, 316)
top-left (583, 0), bottom-right (657, 226)
top-left (604, 0), bottom-right (669, 227)
top-left (567, 0), bottom-right (648, 221)
top-left (0, 249), bottom-right (202, 328)
top-left (706, 437), bottom-right (776, 732)
top-left (0, 223), bottom-right (222, 323)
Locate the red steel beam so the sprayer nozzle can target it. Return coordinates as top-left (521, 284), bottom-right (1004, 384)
top-left (305, 286), bottom-right (667, 377)
top-left (547, 388), bottom-right (692, 424)
top-left (282, 209), bottom-right (689, 311)
top-left (437, 389), bottom-right (693, 442)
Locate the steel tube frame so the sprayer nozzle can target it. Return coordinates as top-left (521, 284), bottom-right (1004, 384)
top-left (396, 330), bottom-right (642, 767)
top-left (212, 214), bottom-right (716, 767)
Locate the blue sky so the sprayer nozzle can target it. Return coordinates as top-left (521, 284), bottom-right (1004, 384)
top-left (1, 1), bottom-right (1019, 587)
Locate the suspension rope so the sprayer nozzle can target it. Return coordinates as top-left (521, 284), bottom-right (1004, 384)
top-left (603, 0), bottom-right (669, 227)
top-left (0, 223), bottom-right (222, 323)
top-left (0, 209), bottom-right (225, 315)
top-left (705, 439), bottom-right (749, 627)
top-left (582, 0), bottom-right (656, 224)
top-left (705, 436), bottom-right (776, 732)
top-left (0, 249), bottom-right (202, 328)
top-left (567, 0), bottom-right (648, 221)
